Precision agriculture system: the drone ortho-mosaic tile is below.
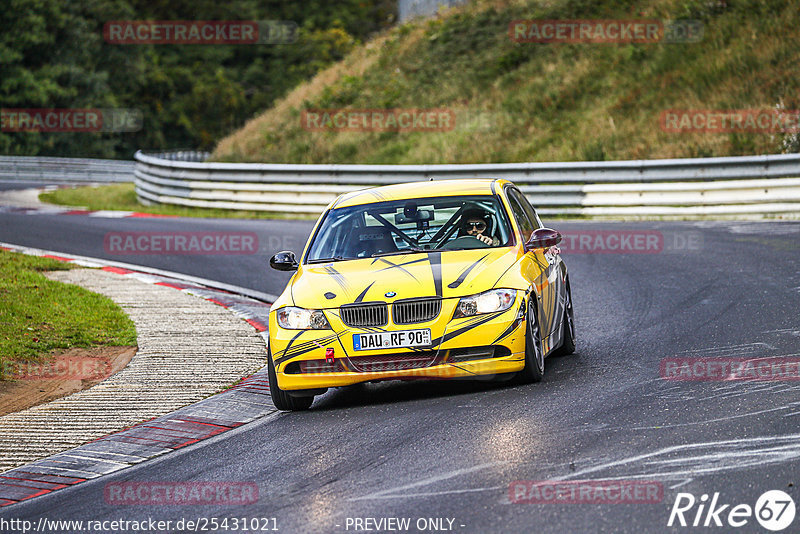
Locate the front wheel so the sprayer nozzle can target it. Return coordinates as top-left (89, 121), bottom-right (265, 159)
top-left (519, 296), bottom-right (545, 383)
top-left (267, 347), bottom-right (313, 411)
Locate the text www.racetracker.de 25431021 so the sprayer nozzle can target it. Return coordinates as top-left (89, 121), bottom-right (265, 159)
top-left (0, 517), bottom-right (279, 533)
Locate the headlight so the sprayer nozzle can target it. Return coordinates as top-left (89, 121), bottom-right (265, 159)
top-left (276, 307), bottom-right (331, 330)
top-left (454, 289), bottom-right (516, 318)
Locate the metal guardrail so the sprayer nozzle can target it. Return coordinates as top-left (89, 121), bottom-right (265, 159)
top-left (0, 155), bottom-right (134, 183)
top-left (144, 150), bottom-right (210, 162)
top-left (398, 0), bottom-right (468, 22)
top-left (134, 151), bottom-right (800, 217)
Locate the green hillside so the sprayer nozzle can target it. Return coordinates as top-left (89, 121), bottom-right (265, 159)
top-left (1, 0), bottom-right (395, 158)
top-left (213, 0), bottom-right (800, 164)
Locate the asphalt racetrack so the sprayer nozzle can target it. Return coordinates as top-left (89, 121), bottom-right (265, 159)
top-left (2, 182), bottom-right (799, 533)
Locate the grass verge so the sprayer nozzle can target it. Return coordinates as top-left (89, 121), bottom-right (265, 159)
top-left (39, 183), bottom-right (316, 220)
top-left (0, 250), bottom-right (137, 379)
top-left (213, 0), bottom-right (800, 164)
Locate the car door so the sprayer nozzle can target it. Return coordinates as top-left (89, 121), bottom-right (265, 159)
top-left (506, 187), bottom-right (564, 343)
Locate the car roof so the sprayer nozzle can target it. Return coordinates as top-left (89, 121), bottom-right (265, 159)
top-left (333, 178), bottom-right (511, 208)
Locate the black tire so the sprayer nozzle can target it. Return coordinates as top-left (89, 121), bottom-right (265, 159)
top-left (267, 347), bottom-right (313, 411)
top-left (519, 296), bottom-right (545, 383)
top-left (553, 279), bottom-right (576, 357)
top-left (489, 372), bottom-right (518, 383)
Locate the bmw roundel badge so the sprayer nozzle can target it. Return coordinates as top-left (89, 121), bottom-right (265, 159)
top-left (385, 291), bottom-right (397, 298)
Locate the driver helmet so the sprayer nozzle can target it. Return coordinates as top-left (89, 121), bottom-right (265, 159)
top-left (457, 207), bottom-right (493, 238)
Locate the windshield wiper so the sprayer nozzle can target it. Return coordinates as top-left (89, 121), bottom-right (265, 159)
top-left (371, 248), bottom-right (426, 257)
top-left (306, 256), bottom-right (348, 264)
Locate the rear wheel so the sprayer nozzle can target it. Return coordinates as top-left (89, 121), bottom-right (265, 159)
top-left (519, 296), bottom-right (545, 383)
top-left (267, 347), bottom-right (314, 411)
top-left (554, 279), bottom-right (576, 356)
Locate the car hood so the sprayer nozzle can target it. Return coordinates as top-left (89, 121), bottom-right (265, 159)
top-left (291, 247), bottom-right (522, 308)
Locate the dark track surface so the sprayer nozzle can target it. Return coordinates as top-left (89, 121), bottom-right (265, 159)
top-left (0, 209), bottom-right (301, 298)
top-left (2, 187), bottom-right (799, 533)
top-left (0, 180), bottom-right (51, 191)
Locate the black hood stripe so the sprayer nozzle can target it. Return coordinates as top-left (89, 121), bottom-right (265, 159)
top-left (354, 282), bottom-right (375, 303)
top-left (323, 264), bottom-right (351, 296)
top-left (427, 251), bottom-right (443, 297)
top-left (448, 253), bottom-right (489, 289)
top-left (373, 257), bottom-right (426, 280)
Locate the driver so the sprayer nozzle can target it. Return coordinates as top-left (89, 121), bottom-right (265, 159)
top-left (458, 207), bottom-right (499, 246)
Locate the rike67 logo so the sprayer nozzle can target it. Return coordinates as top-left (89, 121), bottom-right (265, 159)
top-left (668, 490), bottom-right (795, 531)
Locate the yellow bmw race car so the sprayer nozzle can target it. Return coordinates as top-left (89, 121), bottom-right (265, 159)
top-left (267, 179), bottom-right (575, 410)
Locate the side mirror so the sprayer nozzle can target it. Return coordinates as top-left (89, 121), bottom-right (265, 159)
top-left (525, 228), bottom-right (562, 252)
top-left (270, 250), bottom-right (298, 271)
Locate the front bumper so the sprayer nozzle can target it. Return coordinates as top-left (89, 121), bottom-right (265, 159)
top-left (269, 294), bottom-right (527, 390)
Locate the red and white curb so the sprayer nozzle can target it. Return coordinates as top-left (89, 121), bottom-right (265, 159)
top-left (0, 185), bottom-right (177, 219)
top-left (0, 205), bottom-right (177, 219)
top-left (0, 242), bottom-right (277, 507)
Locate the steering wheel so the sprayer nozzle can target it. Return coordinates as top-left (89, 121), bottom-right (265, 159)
top-left (440, 236), bottom-right (491, 250)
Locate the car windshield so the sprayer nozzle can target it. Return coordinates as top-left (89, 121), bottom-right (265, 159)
top-left (305, 195), bottom-right (514, 262)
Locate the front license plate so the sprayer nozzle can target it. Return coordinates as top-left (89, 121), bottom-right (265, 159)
top-left (353, 329), bottom-right (431, 351)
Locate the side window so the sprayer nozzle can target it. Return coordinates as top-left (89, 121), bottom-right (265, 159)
top-left (509, 188), bottom-right (542, 230)
top-left (506, 190), bottom-right (534, 242)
